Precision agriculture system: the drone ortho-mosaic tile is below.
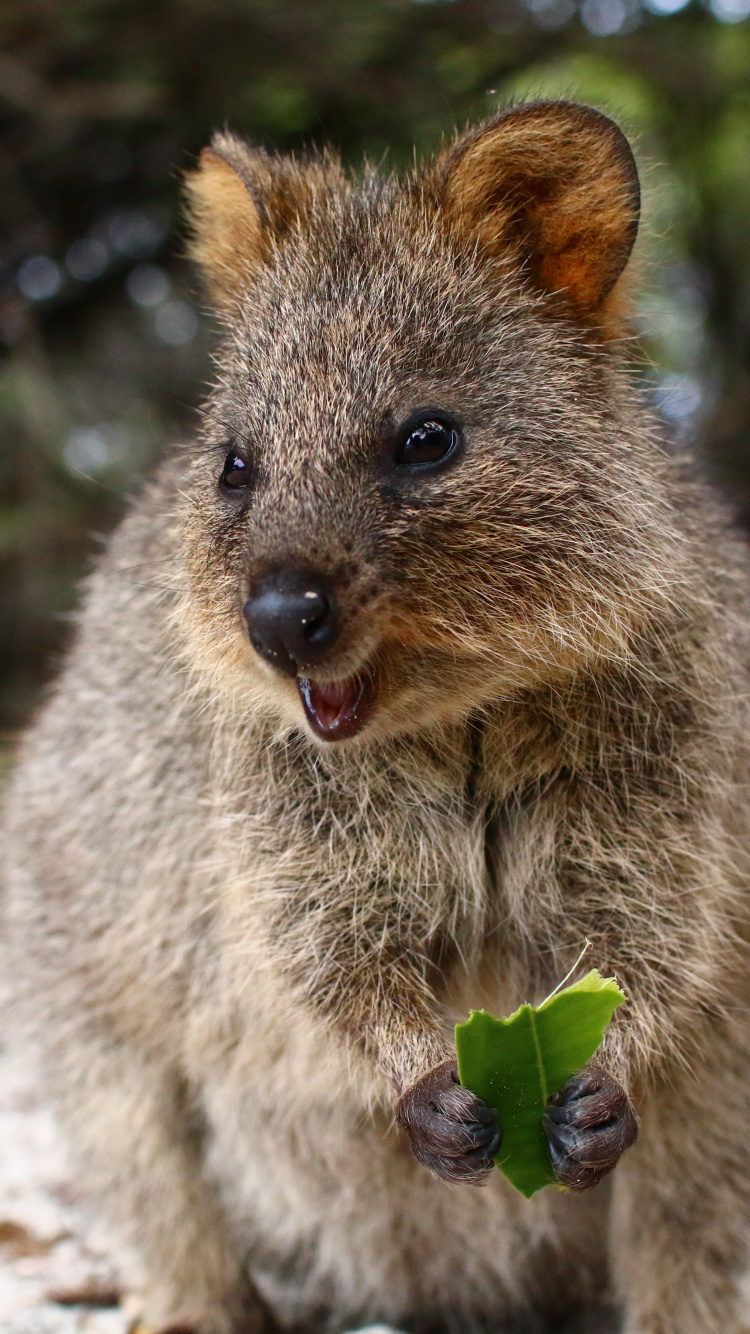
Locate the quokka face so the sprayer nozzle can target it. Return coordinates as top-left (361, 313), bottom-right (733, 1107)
top-left (178, 102), bottom-right (666, 745)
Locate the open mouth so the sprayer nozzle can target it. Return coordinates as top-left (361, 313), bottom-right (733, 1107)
top-left (297, 674), bottom-right (372, 741)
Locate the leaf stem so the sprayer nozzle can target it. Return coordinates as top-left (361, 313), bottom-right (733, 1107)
top-left (541, 938), bottom-right (591, 1005)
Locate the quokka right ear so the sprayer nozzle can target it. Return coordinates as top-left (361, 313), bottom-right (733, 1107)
top-left (184, 132), bottom-right (346, 316)
top-left (433, 101), bottom-right (640, 326)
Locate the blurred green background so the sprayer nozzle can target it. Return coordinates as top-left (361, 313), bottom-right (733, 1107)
top-left (1, 0), bottom-right (749, 733)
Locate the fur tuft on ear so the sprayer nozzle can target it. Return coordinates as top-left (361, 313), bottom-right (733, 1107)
top-left (437, 101), bottom-right (640, 324)
top-left (184, 143), bottom-right (264, 315)
top-left (183, 132), bottom-right (347, 316)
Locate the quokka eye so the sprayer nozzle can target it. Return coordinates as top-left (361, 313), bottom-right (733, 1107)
top-left (394, 413), bottom-right (462, 470)
top-left (219, 449), bottom-right (251, 491)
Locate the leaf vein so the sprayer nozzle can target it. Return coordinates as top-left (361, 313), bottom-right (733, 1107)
top-left (528, 1007), bottom-right (548, 1105)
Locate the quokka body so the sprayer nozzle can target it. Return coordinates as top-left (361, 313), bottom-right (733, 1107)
top-left (5, 101), bottom-right (750, 1334)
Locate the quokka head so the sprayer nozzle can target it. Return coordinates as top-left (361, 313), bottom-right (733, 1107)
top-left (178, 101), bottom-right (666, 745)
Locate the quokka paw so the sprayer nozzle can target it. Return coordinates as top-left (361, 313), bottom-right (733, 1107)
top-left (543, 1064), bottom-right (638, 1191)
top-left (396, 1058), bottom-right (501, 1184)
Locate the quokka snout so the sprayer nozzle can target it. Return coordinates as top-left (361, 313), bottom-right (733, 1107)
top-left (5, 100), bottom-right (750, 1334)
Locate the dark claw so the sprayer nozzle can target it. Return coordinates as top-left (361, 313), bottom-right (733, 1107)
top-left (544, 1064), bottom-right (638, 1192)
top-left (543, 1117), bottom-right (578, 1157)
top-left (397, 1059), bottom-right (502, 1185)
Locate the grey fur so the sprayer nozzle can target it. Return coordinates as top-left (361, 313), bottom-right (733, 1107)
top-left (4, 103), bottom-right (750, 1333)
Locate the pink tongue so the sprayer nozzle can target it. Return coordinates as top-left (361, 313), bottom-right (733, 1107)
top-left (297, 676), bottom-right (370, 740)
top-left (304, 678), bottom-right (358, 729)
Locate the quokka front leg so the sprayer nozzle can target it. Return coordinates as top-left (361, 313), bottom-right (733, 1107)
top-left (337, 968), bottom-right (503, 1185)
top-left (266, 862), bottom-right (503, 1184)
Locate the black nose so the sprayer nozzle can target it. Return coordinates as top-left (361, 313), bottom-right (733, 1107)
top-left (243, 570), bottom-right (340, 675)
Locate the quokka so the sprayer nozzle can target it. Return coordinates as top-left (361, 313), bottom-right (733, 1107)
top-left (5, 100), bottom-right (750, 1334)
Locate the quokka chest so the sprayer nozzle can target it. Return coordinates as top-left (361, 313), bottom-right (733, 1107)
top-left (219, 733), bottom-right (545, 961)
top-left (253, 733), bottom-right (484, 857)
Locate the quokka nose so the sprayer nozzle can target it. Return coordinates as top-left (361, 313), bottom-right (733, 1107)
top-left (243, 571), bottom-right (340, 675)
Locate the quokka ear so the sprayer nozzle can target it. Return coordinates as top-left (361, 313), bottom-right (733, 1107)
top-left (183, 131), bottom-right (346, 315)
top-left (438, 101), bottom-right (640, 322)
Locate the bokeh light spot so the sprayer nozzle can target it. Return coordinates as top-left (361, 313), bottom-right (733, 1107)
top-left (654, 372), bottom-right (703, 423)
top-left (709, 0), bottom-right (750, 22)
top-left (127, 263), bottom-right (170, 308)
top-left (107, 209), bottom-right (164, 259)
top-left (581, 0), bottom-right (628, 32)
top-left (66, 238), bottom-right (109, 282)
top-left (63, 423), bottom-right (133, 476)
top-left (17, 256), bottom-right (62, 302)
top-left (643, 0), bottom-right (690, 14)
top-left (154, 299), bottom-right (199, 346)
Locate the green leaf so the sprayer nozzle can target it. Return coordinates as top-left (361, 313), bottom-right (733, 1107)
top-left (455, 969), bottom-right (626, 1199)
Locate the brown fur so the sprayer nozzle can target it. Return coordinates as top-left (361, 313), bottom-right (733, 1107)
top-left (184, 149), bottom-right (266, 313)
top-left (437, 103), bottom-right (640, 329)
top-left (4, 101), bottom-right (750, 1334)
top-left (184, 136), bottom-right (348, 316)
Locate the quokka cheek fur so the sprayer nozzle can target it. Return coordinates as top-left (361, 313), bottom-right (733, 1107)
top-left (5, 99), bottom-right (750, 1334)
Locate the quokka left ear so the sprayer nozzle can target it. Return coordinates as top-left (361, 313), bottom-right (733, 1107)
top-left (183, 141), bottom-right (265, 316)
top-left (183, 132), bottom-right (347, 317)
top-left (436, 101), bottom-right (640, 324)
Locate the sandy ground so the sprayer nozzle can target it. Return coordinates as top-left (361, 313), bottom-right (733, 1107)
top-left (0, 1035), bottom-right (397, 1334)
top-left (0, 1038), bottom-right (129, 1334)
